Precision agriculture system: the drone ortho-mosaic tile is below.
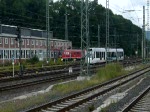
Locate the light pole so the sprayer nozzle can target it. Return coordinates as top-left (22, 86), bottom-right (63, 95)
top-left (106, 0), bottom-right (109, 64)
top-left (15, 26), bottom-right (23, 76)
top-left (46, 0), bottom-right (53, 63)
top-left (98, 24), bottom-right (100, 47)
top-left (65, 10), bottom-right (68, 41)
top-left (143, 6), bottom-right (146, 62)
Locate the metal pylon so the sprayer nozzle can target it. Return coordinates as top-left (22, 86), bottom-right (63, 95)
top-left (65, 10), bottom-right (68, 41)
top-left (147, 0), bottom-right (149, 31)
top-left (46, 0), bottom-right (51, 62)
top-left (147, 0), bottom-right (149, 60)
top-left (98, 24), bottom-right (100, 47)
top-left (143, 6), bottom-right (146, 61)
top-left (80, 0), bottom-right (90, 76)
top-left (106, 0), bottom-right (109, 63)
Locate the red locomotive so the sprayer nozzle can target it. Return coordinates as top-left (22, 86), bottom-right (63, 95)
top-left (61, 49), bottom-right (83, 61)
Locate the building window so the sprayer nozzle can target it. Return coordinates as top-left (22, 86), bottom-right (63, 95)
top-left (45, 40), bottom-right (46, 46)
top-left (5, 38), bottom-right (8, 44)
top-left (27, 39), bottom-right (29, 45)
top-left (36, 40), bottom-right (38, 45)
top-left (22, 39), bottom-right (24, 45)
top-left (0, 38), bottom-right (2, 44)
top-left (40, 40), bottom-right (42, 46)
top-left (51, 42), bottom-right (53, 46)
top-left (4, 50), bottom-right (9, 59)
top-left (11, 38), bottom-right (14, 45)
top-left (32, 40), bottom-right (34, 45)
top-left (0, 50), bottom-right (3, 59)
top-left (42, 40), bottom-right (45, 46)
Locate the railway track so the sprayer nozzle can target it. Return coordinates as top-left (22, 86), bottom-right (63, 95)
top-left (1, 62), bottom-right (100, 84)
top-left (0, 59), bottom-right (142, 81)
top-left (0, 60), bottom-right (142, 92)
top-left (25, 66), bottom-right (150, 112)
top-left (0, 73), bottom-right (79, 91)
top-left (122, 86), bottom-right (150, 112)
top-left (0, 64), bottom-right (99, 92)
top-left (0, 62), bottom-right (80, 78)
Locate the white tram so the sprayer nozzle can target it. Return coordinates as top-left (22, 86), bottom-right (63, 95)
top-left (86, 48), bottom-right (124, 64)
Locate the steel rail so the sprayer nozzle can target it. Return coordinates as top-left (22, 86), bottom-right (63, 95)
top-left (0, 65), bottom-right (98, 92)
top-left (121, 86), bottom-right (150, 112)
top-left (0, 59), bottom-right (141, 79)
top-left (25, 66), bottom-right (150, 112)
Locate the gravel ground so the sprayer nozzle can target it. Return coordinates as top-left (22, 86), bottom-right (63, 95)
top-left (107, 74), bottom-right (150, 112)
top-left (0, 71), bottom-right (67, 87)
top-left (0, 76), bottom-right (76, 102)
top-left (70, 73), bottom-right (149, 112)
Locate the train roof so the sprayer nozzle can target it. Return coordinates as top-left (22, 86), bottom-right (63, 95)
top-left (89, 48), bottom-right (106, 51)
top-left (89, 47), bottom-right (124, 52)
top-left (108, 48), bottom-right (124, 52)
top-left (116, 48), bottom-right (124, 52)
top-left (63, 49), bottom-right (82, 51)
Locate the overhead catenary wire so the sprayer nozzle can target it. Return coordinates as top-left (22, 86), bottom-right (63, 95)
top-left (109, 3), bottom-right (142, 27)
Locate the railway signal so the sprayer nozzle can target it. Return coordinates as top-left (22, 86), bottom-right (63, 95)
top-left (15, 26), bottom-right (21, 41)
top-left (15, 26), bottom-right (23, 77)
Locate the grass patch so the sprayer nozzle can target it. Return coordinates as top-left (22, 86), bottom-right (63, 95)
top-left (93, 63), bottom-right (125, 81)
top-left (52, 63), bottom-right (125, 94)
top-left (0, 63), bottom-right (145, 112)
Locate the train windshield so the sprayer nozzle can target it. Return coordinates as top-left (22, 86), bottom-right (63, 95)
top-left (88, 49), bottom-right (92, 51)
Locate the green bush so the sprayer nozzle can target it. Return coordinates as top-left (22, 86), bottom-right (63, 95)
top-left (26, 55), bottom-right (39, 64)
top-left (93, 63), bottom-right (124, 82)
top-left (57, 58), bottom-right (63, 65)
top-left (88, 105), bottom-right (95, 111)
top-left (34, 61), bottom-right (43, 67)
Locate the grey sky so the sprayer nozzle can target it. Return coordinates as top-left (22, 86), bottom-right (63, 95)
top-left (99, 0), bottom-right (146, 28)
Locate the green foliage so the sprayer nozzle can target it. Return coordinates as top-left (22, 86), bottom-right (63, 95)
top-left (0, 0), bottom-right (142, 56)
top-left (57, 58), bottom-right (63, 65)
top-left (94, 63), bottom-right (124, 81)
top-left (52, 63), bottom-right (124, 94)
top-left (44, 58), bottom-right (63, 66)
top-left (88, 104), bottom-right (95, 112)
top-left (34, 61), bottom-right (43, 67)
top-left (101, 107), bottom-right (108, 112)
top-left (26, 55), bottom-right (39, 64)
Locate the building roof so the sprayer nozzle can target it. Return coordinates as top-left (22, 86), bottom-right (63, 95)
top-left (0, 24), bottom-right (71, 42)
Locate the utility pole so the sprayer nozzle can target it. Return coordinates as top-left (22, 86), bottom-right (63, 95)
top-left (65, 10), bottom-right (68, 41)
top-left (114, 28), bottom-right (117, 61)
top-left (15, 26), bottom-right (23, 76)
top-left (147, 0), bottom-right (150, 30)
top-left (46, 0), bottom-right (50, 63)
top-left (147, 0), bottom-right (150, 60)
top-left (98, 24), bottom-right (100, 47)
top-left (0, 21), bottom-right (1, 34)
top-left (136, 33), bottom-right (139, 57)
top-left (142, 6), bottom-right (146, 62)
top-left (106, 0), bottom-right (109, 63)
top-left (81, 0), bottom-right (89, 76)
top-left (65, 10), bottom-right (68, 65)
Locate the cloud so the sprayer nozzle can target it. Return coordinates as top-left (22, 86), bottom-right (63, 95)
top-left (98, 0), bottom-right (146, 27)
